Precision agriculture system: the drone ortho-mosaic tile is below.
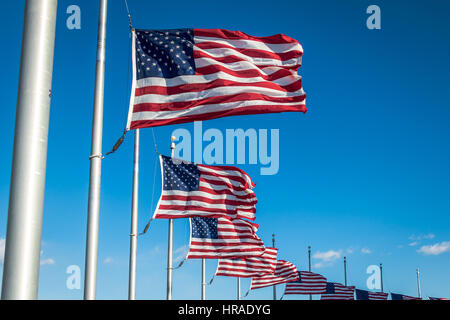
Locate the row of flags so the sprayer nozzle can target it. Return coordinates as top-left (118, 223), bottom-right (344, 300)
top-left (120, 26), bottom-right (447, 301)
top-left (151, 155), bottom-right (446, 300)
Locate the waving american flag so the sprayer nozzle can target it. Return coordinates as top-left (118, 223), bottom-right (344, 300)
top-left (186, 216), bottom-right (265, 259)
top-left (250, 260), bottom-right (299, 290)
top-left (391, 293), bottom-right (422, 300)
top-left (284, 271), bottom-right (328, 295)
top-left (320, 282), bottom-right (355, 300)
top-left (215, 247), bottom-right (278, 278)
top-left (153, 155), bottom-right (257, 220)
top-left (127, 28), bottom-right (306, 129)
top-left (355, 289), bottom-right (389, 300)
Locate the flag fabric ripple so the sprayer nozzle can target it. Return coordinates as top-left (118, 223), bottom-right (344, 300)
top-left (250, 260), bottom-right (299, 290)
top-left (186, 216), bottom-right (265, 259)
top-left (127, 28), bottom-right (306, 129)
top-left (153, 155), bottom-right (257, 221)
top-left (215, 247), bottom-right (278, 278)
top-left (284, 271), bottom-right (327, 295)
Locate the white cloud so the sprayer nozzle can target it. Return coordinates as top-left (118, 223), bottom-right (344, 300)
top-left (103, 257), bottom-right (113, 264)
top-left (40, 258), bottom-right (55, 266)
top-left (174, 245), bottom-right (188, 263)
top-left (312, 250), bottom-right (342, 268)
top-left (312, 262), bottom-right (324, 269)
top-left (409, 233), bottom-right (435, 241)
top-left (417, 241), bottom-right (450, 256)
top-left (361, 248), bottom-right (371, 254)
top-left (1, 239), bottom-right (55, 266)
top-left (0, 238), bottom-right (5, 264)
top-left (409, 241), bottom-right (419, 247)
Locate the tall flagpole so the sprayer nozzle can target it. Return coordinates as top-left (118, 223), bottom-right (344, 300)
top-left (84, 0), bottom-right (108, 300)
top-left (272, 233), bottom-right (276, 300)
top-left (201, 259), bottom-right (206, 300)
top-left (380, 263), bottom-right (384, 292)
top-left (128, 129), bottom-right (139, 299)
top-left (237, 277), bottom-right (241, 300)
top-left (308, 245), bottom-right (312, 300)
top-left (1, 0), bottom-right (57, 300)
top-left (416, 268), bottom-right (421, 298)
top-left (344, 256), bottom-right (347, 286)
top-left (167, 136), bottom-right (175, 300)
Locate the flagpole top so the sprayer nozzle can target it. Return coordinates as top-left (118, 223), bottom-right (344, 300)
top-left (170, 136), bottom-right (176, 150)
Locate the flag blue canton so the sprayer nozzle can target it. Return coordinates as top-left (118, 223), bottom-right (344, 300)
top-left (325, 282), bottom-right (335, 294)
top-left (355, 289), bottom-right (369, 300)
top-left (161, 155), bottom-right (200, 191)
top-left (135, 29), bottom-right (196, 79)
top-left (191, 217), bottom-right (219, 239)
top-left (391, 293), bottom-right (403, 300)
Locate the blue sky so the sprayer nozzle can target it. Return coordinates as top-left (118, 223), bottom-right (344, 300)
top-left (1, 0), bottom-right (450, 300)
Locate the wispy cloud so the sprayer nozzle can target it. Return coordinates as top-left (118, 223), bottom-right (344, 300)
top-left (409, 233), bottom-right (435, 241)
top-left (103, 257), bottom-right (113, 264)
top-left (2, 239), bottom-right (55, 266)
top-left (361, 247), bottom-right (371, 254)
top-left (417, 241), bottom-right (450, 256)
top-left (39, 249), bottom-right (55, 266)
top-left (40, 258), bottom-right (55, 266)
top-left (312, 249), bottom-right (342, 268)
top-left (174, 245), bottom-right (188, 263)
top-left (409, 241), bottom-right (419, 247)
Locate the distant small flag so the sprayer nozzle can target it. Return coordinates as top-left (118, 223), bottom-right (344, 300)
top-left (127, 28), bottom-right (306, 129)
top-left (250, 260), bottom-right (299, 290)
top-left (320, 282), bottom-right (355, 300)
top-left (390, 293), bottom-right (422, 300)
top-left (216, 247), bottom-right (278, 278)
top-left (284, 271), bottom-right (327, 295)
top-left (355, 289), bottom-right (388, 300)
top-left (153, 155), bottom-right (257, 220)
top-left (428, 297), bottom-right (449, 300)
top-left (186, 216), bottom-right (265, 259)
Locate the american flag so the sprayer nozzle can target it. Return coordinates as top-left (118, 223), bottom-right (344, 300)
top-left (186, 216), bottom-right (265, 259)
top-left (250, 260), bottom-right (299, 290)
top-left (428, 297), bottom-right (449, 300)
top-left (127, 28), bottom-right (306, 129)
top-left (283, 271), bottom-right (327, 295)
top-left (153, 155), bottom-right (257, 221)
top-left (391, 293), bottom-right (422, 300)
top-left (320, 282), bottom-right (355, 300)
top-left (215, 247), bottom-right (278, 278)
top-left (355, 289), bottom-right (389, 300)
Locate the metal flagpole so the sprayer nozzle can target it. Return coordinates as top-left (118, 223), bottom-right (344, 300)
top-left (237, 277), bottom-right (241, 300)
top-left (308, 245), bottom-right (312, 300)
top-left (344, 256), bottom-right (347, 286)
top-left (416, 268), bottom-right (421, 298)
top-left (201, 259), bottom-right (206, 300)
top-left (1, 0), bottom-right (57, 300)
top-left (272, 233), bottom-right (276, 300)
top-left (128, 129), bottom-right (140, 299)
top-left (84, 0), bottom-right (108, 300)
top-left (167, 136), bottom-right (175, 300)
top-left (380, 263), bottom-right (384, 292)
